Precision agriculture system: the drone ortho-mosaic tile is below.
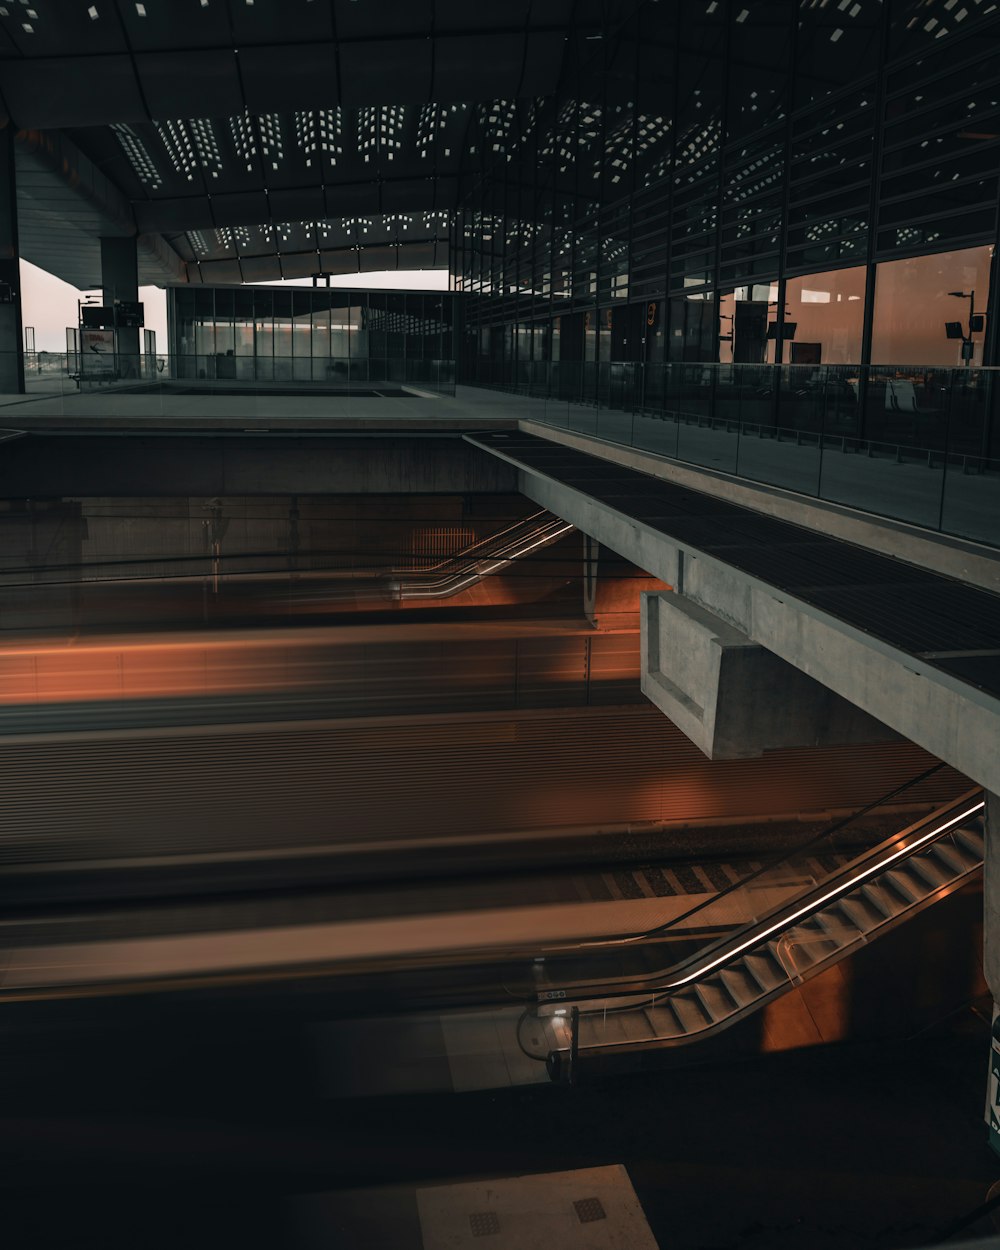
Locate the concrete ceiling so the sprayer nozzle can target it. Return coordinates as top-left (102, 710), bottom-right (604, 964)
top-left (0, 0), bottom-right (611, 286)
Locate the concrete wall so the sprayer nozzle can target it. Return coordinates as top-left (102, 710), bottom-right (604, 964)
top-left (0, 434), bottom-right (518, 496)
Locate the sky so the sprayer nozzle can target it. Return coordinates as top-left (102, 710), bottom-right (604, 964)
top-left (19, 259), bottom-right (449, 353)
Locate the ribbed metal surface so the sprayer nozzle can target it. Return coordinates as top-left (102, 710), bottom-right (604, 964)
top-left (0, 705), bottom-right (966, 866)
top-left (471, 432), bottom-right (1000, 698)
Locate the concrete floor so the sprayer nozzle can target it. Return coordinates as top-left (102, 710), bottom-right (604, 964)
top-left (4, 1008), bottom-right (997, 1250)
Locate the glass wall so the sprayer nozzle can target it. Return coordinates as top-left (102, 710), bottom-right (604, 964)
top-left (718, 284), bottom-right (780, 365)
top-left (870, 245), bottom-right (994, 366)
top-left (453, 0), bottom-right (1000, 392)
top-left (785, 267), bottom-right (867, 365)
top-left (169, 287), bottom-right (455, 389)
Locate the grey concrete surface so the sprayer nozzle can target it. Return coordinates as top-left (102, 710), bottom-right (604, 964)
top-left (482, 443), bottom-right (1000, 796)
top-left (0, 431), bottom-right (519, 495)
top-left (0, 381), bottom-right (552, 427)
top-left (641, 590), bottom-right (897, 759)
top-left (522, 420), bottom-right (1000, 591)
top-left (985, 791), bottom-right (1000, 1001)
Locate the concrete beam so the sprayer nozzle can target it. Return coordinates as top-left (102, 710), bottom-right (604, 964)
top-left (510, 463), bottom-right (1000, 794)
top-left (641, 592), bottom-right (898, 759)
top-left (520, 421), bottom-right (1000, 596)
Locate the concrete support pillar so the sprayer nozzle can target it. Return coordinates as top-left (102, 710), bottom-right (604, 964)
top-left (583, 533), bottom-right (669, 629)
top-left (641, 590), bottom-right (899, 758)
top-left (983, 793), bottom-right (1000, 1002)
top-left (101, 236), bottom-right (139, 377)
top-left (0, 124), bottom-right (25, 394)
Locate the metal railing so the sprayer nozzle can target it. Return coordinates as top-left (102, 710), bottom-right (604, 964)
top-left (10, 351), bottom-right (457, 396)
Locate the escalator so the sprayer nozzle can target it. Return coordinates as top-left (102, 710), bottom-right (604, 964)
top-left (391, 510), bottom-right (574, 600)
top-left (519, 786), bottom-right (985, 1081)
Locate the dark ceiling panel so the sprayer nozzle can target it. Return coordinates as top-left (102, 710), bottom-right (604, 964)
top-left (209, 190), bottom-right (270, 227)
top-left (433, 35), bottom-right (526, 102)
top-left (528, 0), bottom-right (577, 24)
top-left (359, 244), bottom-right (399, 272)
top-left (400, 240), bottom-right (437, 268)
top-left (197, 258), bottom-right (244, 284)
top-left (268, 187), bottom-right (326, 223)
top-left (136, 50), bottom-right (244, 120)
top-left (230, 0), bottom-right (333, 45)
top-left (239, 254), bottom-right (282, 282)
top-left (279, 251), bottom-right (319, 279)
top-left (239, 44), bottom-right (339, 113)
top-left (521, 30), bottom-right (572, 96)
top-left (379, 178), bottom-right (437, 212)
top-left (0, 3), bottom-right (126, 57)
top-left (433, 0), bottom-right (531, 29)
top-left (324, 183), bottom-right (381, 216)
top-left (116, 0), bottom-right (232, 50)
top-left (2, 55), bottom-right (146, 127)
top-left (339, 39), bottom-right (432, 106)
top-left (318, 245), bottom-right (360, 274)
top-left (134, 197), bottom-right (215, 232)
top-left (335, 0), bottom-right (433, 40)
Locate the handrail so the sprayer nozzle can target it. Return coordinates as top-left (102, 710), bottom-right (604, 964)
top-left (566, 761), bottom-right (948, 953)
top-left (393, 513), bottom-right (574, 599)
top-left (0, 511), bottom-right (573, 594)
top-left (535, 788), bottom-right (984, 1012)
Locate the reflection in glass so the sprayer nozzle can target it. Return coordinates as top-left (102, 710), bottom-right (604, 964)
top-left (784, 267), bottom-right (866, 365)
top-left (718, 284), bottom-right (779, 363)
top-left (871, 244), bottom-right (993, 365)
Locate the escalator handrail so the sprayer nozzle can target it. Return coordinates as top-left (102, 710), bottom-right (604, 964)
top-left (393, 510), bottom-right (555, 578)
top-left (395, 520), bottom-right (575, 597)
top-left (538, 787), bottom-right (985, 1013)
top-left (393, 517), bottom-right (571, 592)
top-left (561, 761), bottom-right (948, 955)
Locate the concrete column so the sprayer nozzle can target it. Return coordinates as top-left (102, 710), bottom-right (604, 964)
top-left (983, 793), bottom-right (1000, 1001)
top-left (0, 124), bottom-right (25, 394)
top-left (101, 236), bottom-right (139, 377)
top-left (583, 533), bottom-right (669, 629)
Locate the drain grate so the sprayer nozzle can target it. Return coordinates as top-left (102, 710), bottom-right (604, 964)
top-left (574, 1197), bottom-right (607, 1223)
top-left (469, 1211), bottom-right (501, 1237)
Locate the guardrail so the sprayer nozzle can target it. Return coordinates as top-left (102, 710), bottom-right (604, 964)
top-left (467, 360), bottom-right (1000, 546)
top-left (14, 351), bottom-right (458, 396)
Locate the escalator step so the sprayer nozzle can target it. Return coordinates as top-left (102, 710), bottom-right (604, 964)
top-left (814, 905), bottom-right (863, 943)
top-left (645, 1001), bottom-right (684, 1040)
top-left (905, 854), bottom-right (951, 890)
top-left (931, 842), bottom-right (972, 875)
top-left (883, 868), bottom-right (922, 903)
top-left (743, 952), bottom-right (786, 992)
top-left (861, 882), bottom-right (904, 917)
top-left (696, 979), bottom-right (735, 1023)
top-left (671, 992), bottom-right (711, 1034)
top-left (954, 827), bottom-right (985, 859)
top-left (720, 966), bottom-right (760, 1008)
top-left (839, 894), bottom-right (884, 932)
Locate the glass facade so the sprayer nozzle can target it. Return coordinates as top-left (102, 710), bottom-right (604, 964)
top-left (454, 0), bottom-right (1000, 423)
top-left (168, 287), bottom-right (456, 389)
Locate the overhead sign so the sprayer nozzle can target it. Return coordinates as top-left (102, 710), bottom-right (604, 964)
top-left (81, 305), bottom-right (114, 328)
top-left (114, 300), bottom-right (144, 328)
top-left (81, 328), bottom-right (115, 375)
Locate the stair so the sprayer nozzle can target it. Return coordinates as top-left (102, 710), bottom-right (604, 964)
top-left (522, 790), bottom-right (985, 1069)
